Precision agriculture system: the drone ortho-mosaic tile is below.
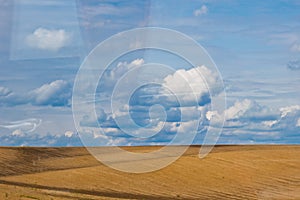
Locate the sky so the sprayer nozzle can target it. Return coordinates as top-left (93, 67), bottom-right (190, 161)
top-left (0, 0), bottom-right (299, 146)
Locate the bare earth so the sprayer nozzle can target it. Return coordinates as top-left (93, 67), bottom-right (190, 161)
top-left (0, 145), bottom-right (299, 199)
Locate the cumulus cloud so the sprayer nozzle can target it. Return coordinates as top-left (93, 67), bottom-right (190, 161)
top-left (267, 105), bottom-right (300, 135)
top-left (280, 105), bottom-right (300, 118)
top-left (162, 65), bottom-right (219, 106)
top-left (80, 99), bottom-right (300, 146)
top-left (64, 131), bottom-right (74, 138)
top-left (120, 65), bottom-right (218, 109)
top-left (110, 65), bottom-right (218, 137)
top-left (205, 99), bottom-right (300, 140)
top-left (26, 27), bottom-right (71, 51)
top-left (287, 60), bottom-right (300, 71)
top-left (99, 58), bottom-right (145, 91)
top-left (207, 99), bottom-right (277, 126)
top-left (225, 99), bottom-right (276, 121)
top-left (79, 62), bottom-right (220, 145)
top-left (29, 80), bottom-right (71, 106)
top-left (194, 5), bottom-right (208, 16)
top-left (77, 57), bottom-right (299, 146)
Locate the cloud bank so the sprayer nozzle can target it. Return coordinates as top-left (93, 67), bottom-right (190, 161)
top-left (78, 59), bottom-right (222, 146)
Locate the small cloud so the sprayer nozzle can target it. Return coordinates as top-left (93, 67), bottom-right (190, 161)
top-left (287, 60), bottom-right (300, 71)
top-left (99, 58), bottom-right (145, 91)
top-left (194, 5), bottom-right (208, 17)
top-left (26, 27), bottom-right (71, 51)
top-left (12, 129), bottom-right (25, 137)
top-left (64, 131), bottom-right (74, 138)
top-left (0, 86), bottom-right (11, 97)
top-left (262, 120), bottom-right (278, 128)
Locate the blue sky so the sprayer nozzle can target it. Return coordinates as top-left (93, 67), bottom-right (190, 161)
top-left (0, 0), bottom-right (299, 146)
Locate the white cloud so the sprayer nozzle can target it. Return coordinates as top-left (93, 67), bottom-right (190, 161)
top-left (206, 99), bottom-right (300, 138)
top-left (64, 131), bottom-right (74, 138)
top-left (101, 128), bottom-right (119, 134)
top-left (75, 56), bottom-right (300, 145)
top-left (30, 80), bottom-right (71, 106)
top-left (225, 99), bottom-right (253, 120)
top-left (272, 105), bottom-right (300, 133)
top-left (12, 129), bottom-right (25, 137)
top-left (81, 63), bottom-right (219, 145)
top-left (112, 58), bottom-right (144, 78)
top-left (220, 99), bottom-right (276, 122)
top-left (194, 5), bottom-right (208, 17)
top-left (26, 28), bottom-right (71, 51)
top-left (100, 58), bottom-right (144, 91)
top-left (162, 65), bottom-right (219, 106)
top-left (258, 105), bottom-right (300, 131)
top-left (280, 105), bottom-right (300, 118)
top-left (262, 120), bottom-right (278, 128)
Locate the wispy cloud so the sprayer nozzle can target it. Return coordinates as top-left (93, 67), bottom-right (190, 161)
top-left (0, 118), bottom-right (41, 133)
